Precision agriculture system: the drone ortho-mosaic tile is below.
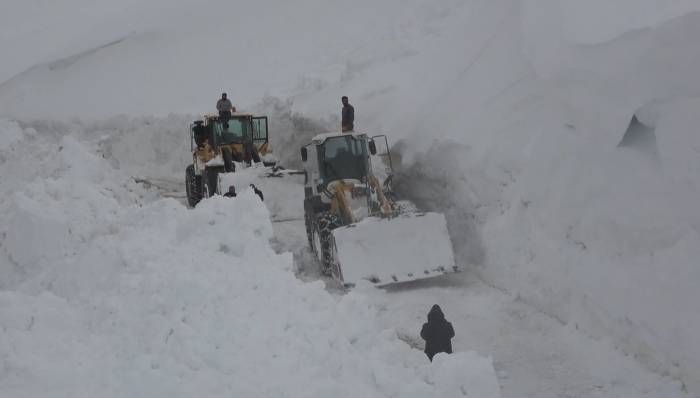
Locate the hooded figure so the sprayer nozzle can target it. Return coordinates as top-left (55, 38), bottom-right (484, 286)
top-left (420, 304), bottom-right (455, 361)
top-left (223, 185), bottom-right (236, 198)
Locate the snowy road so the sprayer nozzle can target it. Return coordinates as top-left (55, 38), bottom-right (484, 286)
top-left (151, 174), bottom-right (690, 398)
top-left (282, 223), bottom-right (689, 398)
top-left (3, 0), bottom-right (700, 393)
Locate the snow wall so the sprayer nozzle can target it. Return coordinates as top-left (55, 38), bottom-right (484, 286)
top-left (1, 0), bottom-right (699, 393)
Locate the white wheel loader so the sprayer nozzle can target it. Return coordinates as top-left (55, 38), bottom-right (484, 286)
top-left (300, 132), bottom-right (458, 287)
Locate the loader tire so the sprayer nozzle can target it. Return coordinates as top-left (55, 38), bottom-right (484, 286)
top-left (185, 165), bottom-right (202, 207)
top-left (222, 147), bottom-right (235, 172)
top-left (312, 213), bottom-right (342, 276)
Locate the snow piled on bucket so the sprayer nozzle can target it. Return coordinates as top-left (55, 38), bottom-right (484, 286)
top-left (0, 120), bottom-right (500, 397)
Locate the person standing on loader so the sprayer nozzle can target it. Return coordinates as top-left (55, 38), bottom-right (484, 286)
top-left (420, 304), bottom-right (455, 361)
top-left (341, 96), bottom-right (354, 132)
top-left (216, 93), bottom-right (235, 129)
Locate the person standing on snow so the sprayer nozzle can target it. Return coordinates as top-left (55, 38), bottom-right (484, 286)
top-left (223, 185), bottom-right (237, 198)
top-left (420, 304), bottom-right (455, 361)
top-left (341, 96), bottom-right (354, 132)
top-left (217, 93), bottom-right (235, 129)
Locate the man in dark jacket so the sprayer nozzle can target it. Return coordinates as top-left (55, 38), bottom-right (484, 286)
top-left (420, 304), bottom-right (455, 361)
top-left (223, 185), bottom-right (236, 198)
top-left (341, 96), bottom-right (354, 132)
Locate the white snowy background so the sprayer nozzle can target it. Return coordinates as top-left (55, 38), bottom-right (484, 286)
top-left (1, 0), bottom-right (699, 397)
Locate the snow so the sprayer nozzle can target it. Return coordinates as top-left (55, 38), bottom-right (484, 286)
top-left (534, 0), bottom-right (700, 44)
top-left (2, 0), bottom-right (700, 396)
top-left (218, 166), bottom-right (306, 222)
top-left (0, 122), bottom-right (500, 397)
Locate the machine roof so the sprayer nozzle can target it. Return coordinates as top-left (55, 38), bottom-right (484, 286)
top-left (310, 131), bottom-right (368, 143)
top-left (202, 112), bottom-right (255, 119)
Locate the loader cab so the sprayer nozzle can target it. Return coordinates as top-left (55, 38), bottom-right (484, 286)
top-left (199, 114), bottom-right (270, 153)
top-left (301, 132), bottom-right (383, 197)
top-left (190, 121), bottom-right (212, 150)
top-left (209, 115), bottom-right (250, 146)
top-left (316, 134), bottom-right (370, 184)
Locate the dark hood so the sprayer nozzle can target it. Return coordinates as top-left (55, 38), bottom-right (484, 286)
top-left (427, 304), bottom-right (445, 322)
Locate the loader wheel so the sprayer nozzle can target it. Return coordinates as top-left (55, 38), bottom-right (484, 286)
top-left (311, 213), bottom-right (342, 275)
top-left (185, 165), bottom-right (202, 207)
top-left (222, 147), bottom-right (235, 172)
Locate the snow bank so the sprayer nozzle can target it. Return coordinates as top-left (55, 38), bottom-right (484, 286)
top-left (0, 120), bottom-right (500, 397)
top-left (479, 12), bottom-right (700, 391)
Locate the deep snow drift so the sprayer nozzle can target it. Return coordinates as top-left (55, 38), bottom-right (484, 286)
top-left (2, 0), bottom-right (700, 394)
top-left (0, 121), bottom-right (500, 397)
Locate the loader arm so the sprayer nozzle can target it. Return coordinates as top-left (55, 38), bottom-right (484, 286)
top-left (329, 181), bottom-right (357, 225)
top-left (368, 176), bottom-right (393, 216)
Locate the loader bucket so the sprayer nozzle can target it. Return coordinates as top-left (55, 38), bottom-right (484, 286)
top-left (331, 212), bottom-right (457, 286)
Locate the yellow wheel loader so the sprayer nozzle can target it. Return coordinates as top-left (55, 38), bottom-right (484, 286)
top-left (186, 113), bottom-right (275, 207)
top-left (300, 132), bottom-right (457, 287)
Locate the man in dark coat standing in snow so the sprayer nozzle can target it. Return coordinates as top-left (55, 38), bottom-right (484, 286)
top-left (341, 96), bottom-right (354, 132)
top-left (420, 304), bottom-right (455, 361)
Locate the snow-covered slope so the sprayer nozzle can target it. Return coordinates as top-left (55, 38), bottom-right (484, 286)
top-left (2, 0), bottom-right (699, 394)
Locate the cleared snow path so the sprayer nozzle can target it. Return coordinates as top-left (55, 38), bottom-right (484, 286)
top-left (256, 173), bottom-right (690, 398)
top-left (281, 225), bottom-right (691, 398)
